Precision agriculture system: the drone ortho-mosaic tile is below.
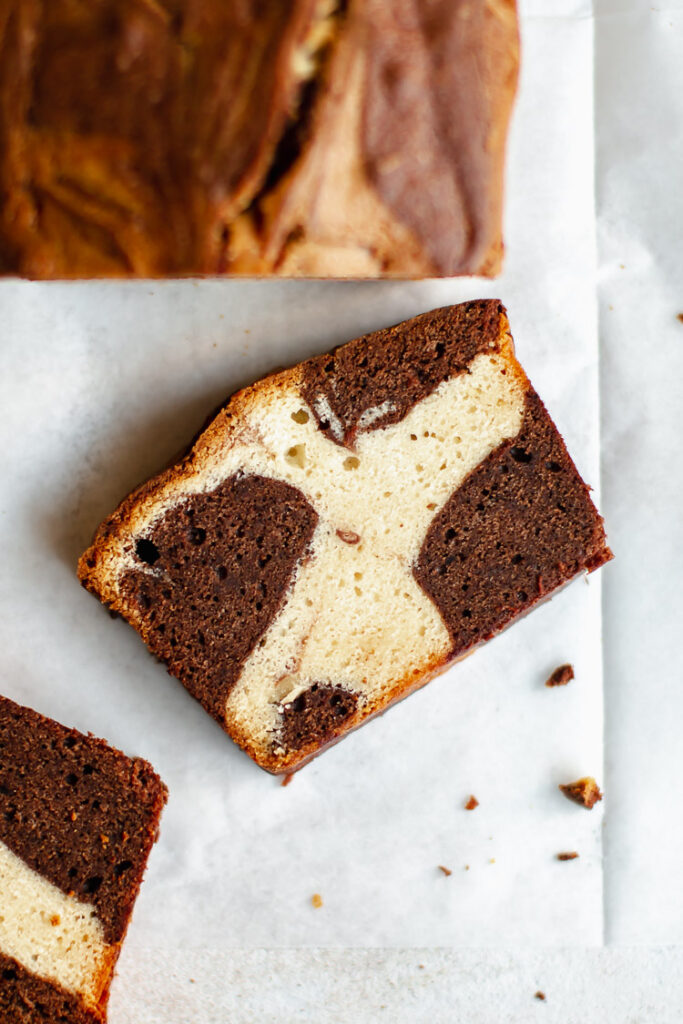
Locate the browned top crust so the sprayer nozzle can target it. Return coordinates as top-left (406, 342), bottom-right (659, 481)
top-left (0, 695), bottom-right (167, 946)
top-left (0, 0), bottom-right (518, 278)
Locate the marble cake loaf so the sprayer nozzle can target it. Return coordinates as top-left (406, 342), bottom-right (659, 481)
top-left (78, 301), bottom-right (612, 774)
top-left (0, 0), bottom-right (518, 279)
top-left (0, 695), bottom-right (167, 1024)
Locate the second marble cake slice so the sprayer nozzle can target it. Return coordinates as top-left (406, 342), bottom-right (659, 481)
top-left (0, 695), bottom-right (167, 1023)
top-left (78, 301), bottom-right (611, 773)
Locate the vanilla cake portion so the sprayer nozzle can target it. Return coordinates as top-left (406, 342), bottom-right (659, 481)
top-left (78, 302), bottom-right (612, 773)
top-left (0, 696), bottom-right (167, 1023)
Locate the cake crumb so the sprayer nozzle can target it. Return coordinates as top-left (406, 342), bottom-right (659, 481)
top-left (311, 893), bottom-right (323, 908)
top-left (677, 313), bottom-right (683, 323)
top-left (418, 964), bottom-right (425, 970)
top-left (438, 865), bottom-right (452, 877)
top-left (489, 858), bottom-right (496, 864)
top-left (545, 664), bottom-right (574, 687)
top-left (464, 795), bottom-right (479, 810)
top-left (465, 865), bottom-right (470, 871)
top-left (557, 851), bottom-right (579, 861)
top-left (559, 776), bottom-right (603, 809)
top-left (535, 991), bottom-right (546, 1001)
top-left (281, 772), bottom-right (295, 787)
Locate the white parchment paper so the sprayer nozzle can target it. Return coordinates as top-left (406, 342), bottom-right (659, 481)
top-left (595, 0), bottom-right (683, 946)
top-left (7, 0), bottom-right (681, 1018)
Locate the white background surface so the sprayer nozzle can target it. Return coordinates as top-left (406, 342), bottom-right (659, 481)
top-left (0, 0), bottom-right (682, 1019)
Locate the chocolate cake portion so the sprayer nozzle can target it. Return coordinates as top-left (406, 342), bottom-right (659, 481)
top-left (118, 474), bottom-right (318, 721)
top-left (0, 695), bottom-right (167, 1022)
top-left (0, 697), bottom-right (166, 945)
top-left (281, 683), bottom-right (359, 752)
top-left (79, 302), bottom-right (611, 774)
top-left (415, 391), bottom-right (610, 655)
top-left (0, 0), bottom-right (518, 278)
top-left (300, 301), bottom-right (503, 447)
top-left (0, 952), bottom-right (100, 1024)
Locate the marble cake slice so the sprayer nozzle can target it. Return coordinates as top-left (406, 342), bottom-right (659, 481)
top-left (0, 695), bottom-right (167, 1023)
top-left (1, 0), bottom-right (518, 278)
top-left (78, 301), bottom-right (612, 774)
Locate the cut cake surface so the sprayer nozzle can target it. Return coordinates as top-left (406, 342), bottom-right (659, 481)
top-left (0, 695), bottom-right (167, 1023)
top-left (0, 0), bottom-right (518, 279)
top-left (78, 301), bottom-right (612, 773)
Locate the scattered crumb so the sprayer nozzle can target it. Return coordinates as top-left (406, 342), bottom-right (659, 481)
top-left (465, 865), bottom-right (470, 871)
top-left (545, 664), bottom-right (574, 687)
top-left (281, 773), bottom-right (295, 787)
top-left (677, 313), bottom-right (683, 323)
top-left (464, 795), bottom-right (479, 811)
top-left (311, 893), bottom-right (323, 908)
top-left (438, 865), bottom-right (452, 877)
top-left (619, 263), bottom-right (625, 269)
top-left (557, 852), bottom-right (579, 861)
top-left (489, 858), bottom-right (496, 864)
top-left (559, 776), bottom-right (603, 809)
top-left (535, 991), bottom-right (546, 1001)
top-left (50, 915), bottom-right (60, 927)
top-left (418, 964), bottom-right (425, 970)
top-left (189, 979), bottom-right (195, 984)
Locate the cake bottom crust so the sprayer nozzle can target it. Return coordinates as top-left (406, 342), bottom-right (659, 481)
top-left (0, 952), bottom-right (102, 1024)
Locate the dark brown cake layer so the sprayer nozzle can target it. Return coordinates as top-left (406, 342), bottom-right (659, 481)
top-left (0, 952), bottom-right (101, 1024)
top-left (281, 683), bottom-right (359, 752)
top-left (300, 301), bottom-right (504, 447)
top-left (118, 475), bottom-right (318, 720)
top-left (0, 696), bottom-right (167, 946)
top-left (415, 391), bottom-right (612, 654)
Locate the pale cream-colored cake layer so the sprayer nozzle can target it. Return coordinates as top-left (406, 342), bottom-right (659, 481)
top-left (0, 840), bottom-right (111, 1009)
